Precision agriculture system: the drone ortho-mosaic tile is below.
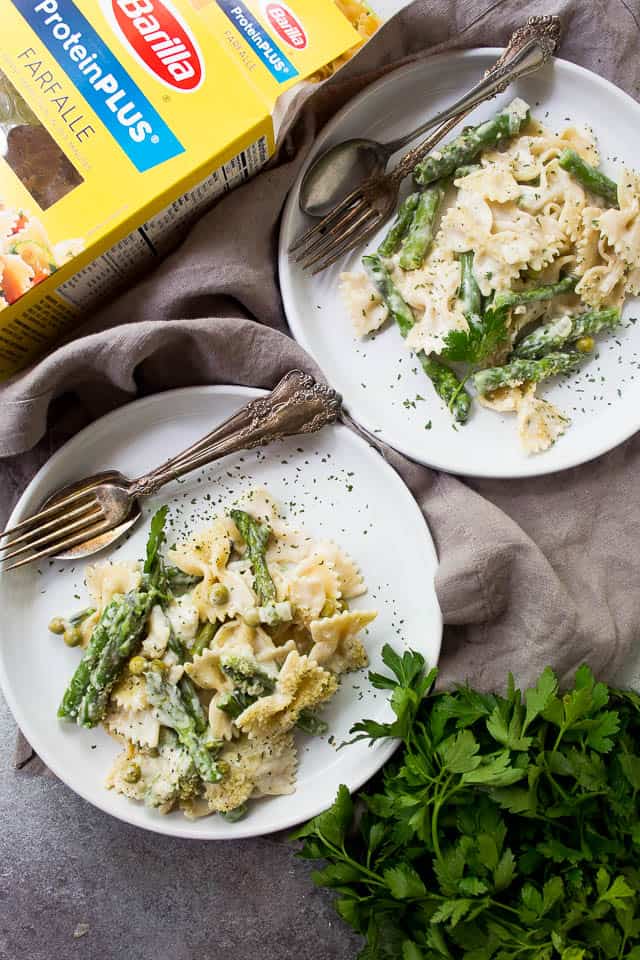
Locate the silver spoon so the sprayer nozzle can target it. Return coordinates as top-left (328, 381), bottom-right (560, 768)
top-left (299, 20), bottom-right (557, 218)
top-left (1, 371), bottom-right (341, 567)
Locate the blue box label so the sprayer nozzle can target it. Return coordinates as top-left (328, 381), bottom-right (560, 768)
top-left (13, 0), bottom-right (185, 172)
top-left (216, 0), bottom-right (298, 83)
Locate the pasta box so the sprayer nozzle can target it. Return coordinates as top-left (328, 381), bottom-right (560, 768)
top-left (0, 0), bottom-right (376, 380)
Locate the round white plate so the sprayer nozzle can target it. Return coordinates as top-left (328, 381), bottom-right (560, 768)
top-left (0, 386), bottom-right (441, 839)
top-left (279, 50), bottom-right (640, 478)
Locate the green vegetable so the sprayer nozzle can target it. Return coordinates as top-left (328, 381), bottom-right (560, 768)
top-left (398, 184), bottom-right (444, 271)
top-left (191, 621), bottom-right (217, 658)
top-left (123, 761), bottom-right (141, 784)
top-left (145, 668), bottom-right (222, 784)
top-left (230, 509), bottom-right (276, 605)
top-left (210, 583), bottom-right (230, 605)
top-left (165, 566), bottom-right (202, 595)
top-left (216, 655), bottom-right (276, 721)
top-left (559, 148), bottom-right (619, 207)
top-left (63, 627), bottom-right (82, 648)
top-left (457, 251), bottom-right (483, 325)
top-left (377, 192), bottom-right (420, 258)
top-left (294, 646), bottom-right (640, 960)
top-left (443, 276), bottom-right (577, 368)
top-left (362, 253), bottom-right (415, 338)
top-left (165, 628), bottom-right (208, 736)
top-left (363, 254), bottom-right (472, 422)
top-left (48, 617), bottom-right (66, 635)
top-left (58, 507), bottom-right (168, 726)
top-left (413, 99), bottom-right (530, 187)
top-left (221, 803), bottom-right (248, 823)
top-left (58, 588), bottom-right (152, 723)
top-left (514, 307), bottom-right (620, 359)
top-left (490, 275), bottom-right (578, 314)
top-left (67, 607), bottom-right (96, 626)
top-left (220, 655), bottom-right (276, 697)
top-left (419, 354), bottom-right (471, 424)
top-left (128, 655), bottom-right (146, 676)
top-left (453, 163), bottom-right (482, 179)
top-left (297, 709), bottom-right (329, 736)
top-left (473, 350), bottom-right (584, 395)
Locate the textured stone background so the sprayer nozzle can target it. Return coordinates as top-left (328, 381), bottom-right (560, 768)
top-left (0, 693), bottom-right (362, 960)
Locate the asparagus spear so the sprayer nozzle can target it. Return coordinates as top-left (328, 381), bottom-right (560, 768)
top-left (398, 183), bottom-right (445, 270)
top-left (191, 621), bottom-right (217, 659)
top-left (165, 566), bottom-right (202, 595)
top-left (58, 591), bottom-right (150, 721)
top-left (454, 163), bottom-right (482, 179)
top-left (458, 251), bottom-right (483, 324)
top-left (59, 507), bottom-right (168, 726)
top-left (473, 351), bottom-right (583, 395)
top-left (558, 149), bottom-right (618, 208)
top-left (419, 353), bottom-right (472, 423)
top-left (362, 253), bottom-right (415, 337)
top-left (165, 628), bottom-right (208, 736)
top-left (377, 192), bottom-right (420, 258)
top-left (514, 308), bottom-right (621, 359)
top-left (363, 253), bottom-right (472, 423)
top-left (413, 99), bottom-right (530, 187)
top-left (489, 276), bottom-right (577, 315)
top-left (145, 667), bottom-right (222, 783)
top-left (230, 509), bottom-right (276, 605)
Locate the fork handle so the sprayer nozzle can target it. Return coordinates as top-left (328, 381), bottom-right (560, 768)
top-left (128, 371), bottom-right (342, 499)
top-left (390, 16), bottom-right (560, 182)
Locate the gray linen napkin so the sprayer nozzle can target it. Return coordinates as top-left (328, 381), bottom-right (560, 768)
top-left (3, 0), bottom-right (640, 772)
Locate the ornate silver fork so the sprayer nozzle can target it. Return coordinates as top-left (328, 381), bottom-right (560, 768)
top-left (289, 16), bottom-right (561, 274)
top-left (0, 371), bottom-right (341, 571)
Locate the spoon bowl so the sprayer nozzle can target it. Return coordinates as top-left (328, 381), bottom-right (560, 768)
top-left (299, 138), bottom-right (388, 217)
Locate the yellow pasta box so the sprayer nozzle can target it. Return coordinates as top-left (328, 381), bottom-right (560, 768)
top-left (0, 0), bottom-right (377, 380)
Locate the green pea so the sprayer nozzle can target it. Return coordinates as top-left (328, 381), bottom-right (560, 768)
top-left (123, 761), bottom-right (141, 784)
top-left (576, 336), bottom-right (595, 354)
top-left (63, 627), bottom-right (82, 647)
top-left (128, 656), bottom-right (147, 676)
top-left (48, 617), bottom-right (67, 635)
top-left (211, 583), bottom-right (230, 605)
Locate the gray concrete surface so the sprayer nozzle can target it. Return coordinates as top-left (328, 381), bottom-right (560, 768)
top-left (0, 693), bottom-right (361, 960)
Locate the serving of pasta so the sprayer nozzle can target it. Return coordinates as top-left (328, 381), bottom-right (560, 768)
top-left (339, 98), bottom-right (637, 454)
top-left (51, 488), bottom-right (377, 821)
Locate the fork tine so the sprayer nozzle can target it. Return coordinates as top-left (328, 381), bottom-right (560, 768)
top-left (300, 207), bottom-right (380, 271)
top-left (0, 504), bottom-right (103, 563)
top-left (0, 501), bottom-right (103, 554)
top-left (309, 216), bottom-right (384, 273)
top-left (292, 199), bottom-right (372, 263)
top-left (288, 187), bottom-right (364, 255)
top-left (0, 485), bottom-right (98, 541)
top-left (2, 517), bottom-right (115, 571)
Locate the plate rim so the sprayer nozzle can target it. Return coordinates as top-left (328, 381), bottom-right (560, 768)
top-left (0, 383), bottom-right (442, 839)
top-left (279, 48), bottom-right (640, 479)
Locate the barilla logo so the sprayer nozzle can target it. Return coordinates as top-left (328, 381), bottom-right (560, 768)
top-left (215, 0), bottom-right (298, 83)
top-left (14, 0), bottom-right (184, 171)
top-left (103, 0), bottom-right (205, 91)
top-left (264, 3), bottom-right (306, 50)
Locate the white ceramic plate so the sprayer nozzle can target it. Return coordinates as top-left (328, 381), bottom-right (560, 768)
top-left (279, 50), bottom-right (640, 478)
top-left (0, 386), bottom-right (441, 839)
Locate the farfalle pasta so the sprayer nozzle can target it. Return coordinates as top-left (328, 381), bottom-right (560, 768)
top-left (52, 490), bottom-right (376, 821)
top-left (339, 100), bottom-right (632, 455)
top-left (0, 201), bottom-right (81, 311)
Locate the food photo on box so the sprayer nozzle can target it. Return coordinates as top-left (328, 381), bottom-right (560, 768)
top-left (3, 2), bottom-right (640, 959)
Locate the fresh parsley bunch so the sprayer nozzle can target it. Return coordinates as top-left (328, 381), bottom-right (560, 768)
top-left (293, 647), bottom-right (640, 960)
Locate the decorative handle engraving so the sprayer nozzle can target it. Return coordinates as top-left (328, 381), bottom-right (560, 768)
top-left (130, 371), bottom-right (342, 498)
top-left (391, 16), bottom-right (561, 182)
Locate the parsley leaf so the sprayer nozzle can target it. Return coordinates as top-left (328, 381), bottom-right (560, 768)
top-left (294, 654), bottom-right (640, 959)
top-left (440, 307), bottom-right (508, 365)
